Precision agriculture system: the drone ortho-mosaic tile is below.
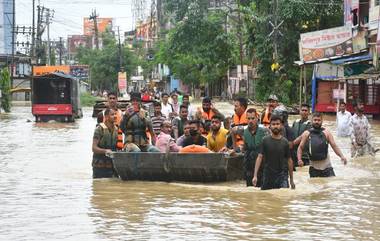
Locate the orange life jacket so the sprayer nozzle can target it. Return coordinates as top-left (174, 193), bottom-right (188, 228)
top-left (201, 109), bottom-right (215, 121)
top-left (116, 128), bottom-right (124, 150)
top-left (232, 111), bottom-right (248, 146)
top-left (180, 145), bottom-right (210, 153)
top-left (261, 108), bottom-right (271, 127)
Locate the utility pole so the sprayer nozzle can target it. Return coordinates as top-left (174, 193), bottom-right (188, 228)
top-left (45, 9), bottom-right (54, 65)
top-left (236, 1), bottom-right (246, 96)
top-left (59, 37), bottom-right (63, 65)
top-left (117, 26), bottom-right (122, 70)
top-left (32, 0), bottom-right (36, 62)
top-left (89, 9), bottom-right (99, 50)
top-left (11, 0), bottom-right (15, 88)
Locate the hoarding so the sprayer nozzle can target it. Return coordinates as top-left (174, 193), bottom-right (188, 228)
top-left (33, 66), bottom-right (70, 76)
top-left (83, 18), bottom-right (113, 36)
top-left (300, 25), bottom-right (353, 62)
top-left (369, 5), bottom-right (380, 30)
top-left (68, 35), bottom-right (92, 55)
top-left (118, 72), bottom-right (127, 94)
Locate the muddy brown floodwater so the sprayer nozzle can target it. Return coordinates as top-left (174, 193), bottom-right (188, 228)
top-left (0, 105), bottom-right (379, 241)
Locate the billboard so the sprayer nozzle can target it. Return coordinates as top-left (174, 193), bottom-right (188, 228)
top-left (33, 66), bottom-right (71, 76)
top-left (300, 25), bottom-right (353, 62)
top-left (68, 35), bottom-right (92, 55)
top-left (118, 72), bottom-right (127, 94)
top-left (83, 18), bottom-right (113, 36)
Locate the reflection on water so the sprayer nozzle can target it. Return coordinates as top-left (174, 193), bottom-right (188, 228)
top-left (0, 107), bottom-right (380, 240)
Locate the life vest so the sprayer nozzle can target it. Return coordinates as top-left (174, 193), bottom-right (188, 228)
top-left (180, 145), bottom-right (210, 153)
top-left (199, 108), bottom-right (215, 121)
top-left (261, 108), bottom-right (271, 127)
top-left (308, 128), bottom-right (328, 161)
top-left (123, 112), bottom-right (148, 145)
top-left (116, 128), bottom-right (124, 150)
top-left (232, 111), bottom-right (248, 146)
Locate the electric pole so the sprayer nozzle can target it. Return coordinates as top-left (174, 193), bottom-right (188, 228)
top-left (32, 0), bottom-right (36, 62)
top-left (59, 37), bottom-right (63, 65)
top-left (117, 26), bottom-right (123, 71)
top-left (89, 9), bottom-right (99, 50)
top-left (11, 0), bottom-right (15, 88)
top-left (45, 9), bottom-right (54, 65)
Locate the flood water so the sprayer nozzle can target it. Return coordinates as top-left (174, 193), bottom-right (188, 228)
top-left (1, 106), bottom-right (380, 240)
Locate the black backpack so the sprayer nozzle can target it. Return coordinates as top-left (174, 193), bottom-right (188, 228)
top-left (308, 128), bottom-right (328, 161)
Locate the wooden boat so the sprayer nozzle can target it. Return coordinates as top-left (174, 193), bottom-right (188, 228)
top-left (110, 152), bottom-right (244, 182)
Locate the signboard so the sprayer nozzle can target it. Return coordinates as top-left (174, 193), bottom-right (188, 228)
top-left (68, 35), bottom-right (92, 55)
top-left (70, 65), bottom-right (89, 80)
top-left (33, 66), bottom-right (70, 76)
top-left (118, 72), bottom-right (127, 94)
top-left (300, 25), bottom-right (353, 62)
top-left (333, 89), bottom-right (345, 99)
top-left (83, 18), bottom-right (113, 36)
top-left (369, 5), bottom-right (380, 30)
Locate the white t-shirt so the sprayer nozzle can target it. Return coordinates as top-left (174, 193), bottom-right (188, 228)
top-left (336, 110), bottom-right (352, 137)
top-left (161, 102), bottom-right (173, 119)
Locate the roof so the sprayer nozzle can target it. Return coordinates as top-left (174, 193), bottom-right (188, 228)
top-left (294, 50), bottom-right (369, 66)
top-left (331, 53), bottom-right (372, 65)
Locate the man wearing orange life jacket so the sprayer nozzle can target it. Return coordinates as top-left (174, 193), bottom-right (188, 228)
top-left (195, 97), bottom-right (224, 135)
top-left (260, 94), bottom-right (279, 127)
top-left (231, 97), bottom-right (249, 150)
top-left (103, 92), bottom-right (124, 150)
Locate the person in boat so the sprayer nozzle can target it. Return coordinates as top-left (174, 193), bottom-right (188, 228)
top-left (155, 120), bottom-right (182, 152)
top-left (195, 97), bottom-right (224, 134)
top-left (151, 101), bottom-right (167, 137)
top-left (291, 103), bottom-right (312, 168)
top-left (242, 108), bottom-right (269, 187)
top-left (206, 115), bottom-right (229, 152)
top-left (182, 120), bottom-right (207, 147)
top-left (297, 112), bottom-right (347, 178)
top-left (230, 97), bottom-right (249, 151)
top-left (172, 104), bottom-right (189, 141)
top-left (260, 94), bottom-right (279, 128)
top-left (104, 91), bottom-right (123, 126)
top-left (252, 115), bottom-right (295, 190)
top-left (92, 108), bottom-right (118, 178)
top-left (350, 100), bottom-right (379, 157)
top-left (176, 121), bottom-right (191, 147)
top-left (182, 94), bottom-right (196, 120)
top-left (336, 101), bottom-right (352, 137)
top-left (161, 92), bottom-right (175, 120)
top-left (120, 93), bottom-right (160, 152)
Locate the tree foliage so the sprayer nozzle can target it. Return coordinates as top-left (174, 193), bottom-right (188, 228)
top-left (242, 0), bottom-right (343, 103)
top-left (157, 1), bottom-right (238, 85)
top-left (0, 68), bottom-right (11, 112)
top-left (76, 31), bottom-right (137, 91)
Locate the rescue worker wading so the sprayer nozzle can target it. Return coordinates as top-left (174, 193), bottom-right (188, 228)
top-left (291, 103), bottom-right (311, 167)
top-left (242, 108), bottom-right (268, 187)
top-left (120, 94), bottom-right (160, 152)
top-left (297, 112), bottom-right (347, 178)
top-left (92, 108), bottom-right (118, 178)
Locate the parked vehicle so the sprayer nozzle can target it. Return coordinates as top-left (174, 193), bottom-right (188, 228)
top-left (32, 72), bottom-right (82, 122)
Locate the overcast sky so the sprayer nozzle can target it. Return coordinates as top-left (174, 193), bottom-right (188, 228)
top-left (16, 0), bottom-right (150, 41)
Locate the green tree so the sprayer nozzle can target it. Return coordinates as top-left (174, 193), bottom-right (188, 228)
top-left (242, 0), bottom-right (343, 103)
top-left (157, 1), bottom-right (237, 86)
top-left (0, 68), bottom-right (11, 112)
top-left (76, 31), bottom-right (137, 91)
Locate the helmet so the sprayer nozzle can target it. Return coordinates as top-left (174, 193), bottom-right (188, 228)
top-left (272, 105), bottom-right (288, 123)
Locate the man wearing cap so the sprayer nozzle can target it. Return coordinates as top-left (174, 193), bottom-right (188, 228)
top-left (261, 94), bottom-right (279, 127)
top-left (120, 93), bottom-right (160, 152)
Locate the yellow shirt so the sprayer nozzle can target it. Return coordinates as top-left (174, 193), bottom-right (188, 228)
top-left (207, 128), bottom-right (229, 152)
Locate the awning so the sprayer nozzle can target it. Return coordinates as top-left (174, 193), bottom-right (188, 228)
top-left (331, 53), bottom-right (372, 65)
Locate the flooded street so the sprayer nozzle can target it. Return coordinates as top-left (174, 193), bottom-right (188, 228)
top-left (1, 105), bottom-right (380, 240)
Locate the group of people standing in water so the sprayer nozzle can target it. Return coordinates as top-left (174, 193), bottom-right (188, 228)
top-left (92, 91), bottom-right (378, 190)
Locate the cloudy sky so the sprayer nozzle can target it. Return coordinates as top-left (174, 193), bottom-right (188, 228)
top-left (16, 0), bottom-right (151, 41)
